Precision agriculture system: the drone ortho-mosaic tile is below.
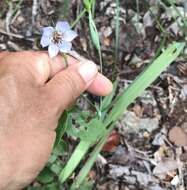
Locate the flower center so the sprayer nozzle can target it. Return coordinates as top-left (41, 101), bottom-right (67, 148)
top-left (52, 31), bottom-right (63, 44)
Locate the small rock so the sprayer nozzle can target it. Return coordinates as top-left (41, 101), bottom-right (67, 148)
top-left (109, 165), bottom-right (130, 178)
top-left (131, 171), bottom-right (158, 186)
top-left (118, 111), bottom-right (159, 134)
top-left (123, 176), bottom-right (136, 185)
top-left (168, 127), bottom-right (187, 146)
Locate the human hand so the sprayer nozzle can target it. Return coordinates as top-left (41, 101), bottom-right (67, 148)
top-left (0, 51), bottom-right (112, 190)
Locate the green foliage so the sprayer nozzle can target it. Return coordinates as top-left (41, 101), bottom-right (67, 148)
top-left (54, 112), bottom-right (68, 147)
top-left (59, 42), bottom-right (185, 187)
top-left (37, 167), bottom-right (54, 184)
top-left (33, 1), bottom-right (186, 189)
top-left (28, 183), bottom-right (59, 190)
top-left (83, 0), bottom-right (95, 11)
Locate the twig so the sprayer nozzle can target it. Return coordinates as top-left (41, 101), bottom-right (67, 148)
top-left (0, 28), bottom-right (34, 42)
top-left (176, 147), bottom-right (185, 190)
top-left (32, 0), bottom-right (38, 26)
top-left (68, 50), bottom-right (86, 62)
top-left (5, 2), bottom-right (13, 34)
top-left (11, 10), bottom-right (21, 25)
top-left (11, 0), bottom-right (24, 25)
top-left (7, 41), bottom-right (21, 51)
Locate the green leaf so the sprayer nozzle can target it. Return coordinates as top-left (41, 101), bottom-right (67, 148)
top-left (77, 118), bottom-right (106, 142)
top-left (50, 162), bottom-right (63, 175)
top-left (101, 81), bottom-right (118, 112)
top-left (59, 140), bottom-right (90, 183)
top-left (54, 112), bottom-right (68, 147)
top-left (71, 178), bottom-right (94, 190)
top-left (59, 118), bottom-right (106, 183)
top-left (37, 167), bottom-right (54, 184)
top-left (71, 124), bottom-right (114, 189)
top-left (88, 11), bottom-right (100, 50)
top-left (53, 140), bottom-right (68, 157)
top-left (42, 183), bottom-right (59, 190)
top-left (83, 0), bottom-right (91, 11)
top-left (66, 115), bottom-right (80, 138)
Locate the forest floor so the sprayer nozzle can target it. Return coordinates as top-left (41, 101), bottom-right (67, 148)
top-left (0, 0), bottom-right (187, 190)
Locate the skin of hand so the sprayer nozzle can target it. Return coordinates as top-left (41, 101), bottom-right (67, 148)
top-left (0, 51), bottom-right (112, 190)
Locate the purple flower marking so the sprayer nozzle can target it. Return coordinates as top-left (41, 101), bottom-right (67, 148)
top-left (40, 21), bottom-right (78, 58)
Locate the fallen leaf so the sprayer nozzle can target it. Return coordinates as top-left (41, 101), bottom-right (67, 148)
top-left (168, 127), bottom-right (187, 146)
top-left (102, 130), bottom-right (120, 152)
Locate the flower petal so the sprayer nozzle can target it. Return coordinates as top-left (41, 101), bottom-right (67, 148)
top-left (48, 44), bottom-right (59, 58)
top-left (42, 26), bottom-right (54, 36)
top-left (63, 30), bottom-right (78, 42)
top-left (40, 35), bottom-right (50, 47)
top-left (55, 21), bottom-right (70, 33)
top-left (59, 41), bottom-right (72, 53)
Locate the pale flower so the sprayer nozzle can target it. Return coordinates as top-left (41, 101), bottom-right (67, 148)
top-left (40, 21), bottom-right (77, 58)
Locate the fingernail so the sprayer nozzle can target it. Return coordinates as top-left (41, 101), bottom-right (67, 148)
top-left (78, 61), bottom-right (98, 83)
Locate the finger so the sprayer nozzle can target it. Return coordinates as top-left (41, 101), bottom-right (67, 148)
top-left (88, 73), bottom-right (113, 96)
top-left (0, 51), bottom-right (78, 85)
top-left (44, 60), bottom-right (98, 114)
top-left (38, 52), bottom-right (113, 96)
top-left (1, 51), bottom-right (112, 96)
top-left (25, 51), bottom-right (78, 84)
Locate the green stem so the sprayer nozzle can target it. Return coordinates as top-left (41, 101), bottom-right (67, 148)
top-left (62, 53), bottom-right (68, 67)
top-left (71, 8), bottom-right (87, 28)
top-left (98, 50), bottom-right (103, 118)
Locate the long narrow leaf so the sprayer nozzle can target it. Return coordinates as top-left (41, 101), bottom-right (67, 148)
top-left (70, 124), bottom-right (114, 189)
top-left (105, 42), bottom-right (185, 125)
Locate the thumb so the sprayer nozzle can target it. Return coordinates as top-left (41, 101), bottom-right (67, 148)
top-left (44, 60), bottom-right (98, 113)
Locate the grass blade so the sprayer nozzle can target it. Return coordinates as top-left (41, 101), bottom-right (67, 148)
top-left (59, 140), bottom-right (90, 183)
top-left (70, 124), bottom-right (114, 189)
top-left (105, 42), bottom-right (185, 125)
